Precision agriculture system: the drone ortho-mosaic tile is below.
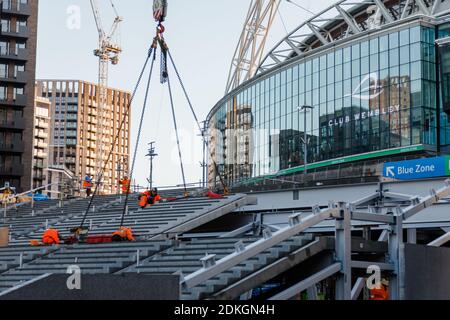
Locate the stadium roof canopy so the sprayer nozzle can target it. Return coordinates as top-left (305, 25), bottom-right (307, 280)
top-left (258, 0), bottom-right (450, 74)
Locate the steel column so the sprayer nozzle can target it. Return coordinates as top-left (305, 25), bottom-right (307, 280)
top-left (388, 215), bottom-right (404, 300)
top-left (335, 202), bottom-right (351, 300)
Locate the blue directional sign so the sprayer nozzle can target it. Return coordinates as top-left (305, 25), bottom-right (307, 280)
top-left (383, 157), bottom-right (449, 181)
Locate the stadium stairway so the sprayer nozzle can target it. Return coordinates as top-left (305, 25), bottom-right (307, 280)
top-left (118, 234), bottom-right (330, 300)
top-left (3, 194), bottom-right (122, 245)
top-left (6, 194), bottom-right (256, 245)
top-left (0, 241), bottom-right (173, 293)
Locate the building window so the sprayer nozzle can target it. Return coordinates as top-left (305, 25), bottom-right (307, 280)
top-left (15, 42), bottom-right (25, 54)
top-left (0, 86), bottom-right (7, 100)
top-left (0, 41), bottom-right (9, 55)
top-left (1, 19), bottom-right (10, 32)
top-left (0, 63), bottom-right (8, 78)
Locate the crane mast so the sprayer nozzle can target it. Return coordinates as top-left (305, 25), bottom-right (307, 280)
top-left (225, 0), bottom-right (281, 94)
top-left (89, 0), bottom-right (123, 192)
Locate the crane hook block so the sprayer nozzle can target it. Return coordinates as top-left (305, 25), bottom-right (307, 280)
top-left (153, 0), bottom-right (168, 22)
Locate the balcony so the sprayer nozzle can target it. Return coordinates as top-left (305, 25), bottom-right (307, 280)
top-left (0, 94), bottom-right (27, 107)
top-left (35, 121), bottom-right (49, 129)
top-left (0, 48), bottom-right (27, 61)
top-left (36, 132), bottom-right (48, 139)
top-left (0, 164), bottom-right (24, 176)
top-left (1, 2), bottom-right (31, 16)
top-left (33, 150), bottom-right (46, 158)
top-left (0, 71), bottom-right (29, 84)
top-left (36, 142), bottom-right (48, 149)
top-left (0, 141), bottom-right (24, 153)
top-left (0, 117), bottom-right (25, 130)
top-left (1, 25), bottom-right (29, 39)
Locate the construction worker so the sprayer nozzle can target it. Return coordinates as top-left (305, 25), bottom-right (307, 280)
top-left (120, 176), bottom-right (131, 194)
top-left (42, 229), bottom-right (62, 245)
top-left (139, 190), bottom-right (152, 209)
top-left (83, 175), bottom-right (93, 197)
top-left (112, 227), bottom-right (135, 242)
top-left (370, 279), bottom-right (389, 300)
top-left (153, 188), bottom-right (161, 203)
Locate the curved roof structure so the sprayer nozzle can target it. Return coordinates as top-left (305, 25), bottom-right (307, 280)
top-left (258, 0), bottom-right (450, 74)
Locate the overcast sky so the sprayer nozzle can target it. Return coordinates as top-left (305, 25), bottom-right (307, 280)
top-left (36, 0), bottom-right (333, 188)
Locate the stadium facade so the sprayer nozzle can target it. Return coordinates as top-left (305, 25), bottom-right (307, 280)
top-left (207, 0), bottom-right (450, 188)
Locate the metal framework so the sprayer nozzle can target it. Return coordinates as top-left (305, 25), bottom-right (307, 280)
top-left (258, 0), bottom-right (450, 74)
top-left (179, 179), bottom-right (450, 300)
top-left (89, 0), bottom-right (123, 183)
top-left (225, 0), bottom-right (281, 94)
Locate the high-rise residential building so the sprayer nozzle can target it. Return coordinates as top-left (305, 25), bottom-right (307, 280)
top-left (0, 0), bottom-right (38, 192)
top-left (36, 80), bottom-right (131, 195)
top-left (32, 95), bottom-right (50, 189)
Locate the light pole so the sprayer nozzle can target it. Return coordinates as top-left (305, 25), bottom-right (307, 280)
top-left (199, 121), bottom-right (209, 188)
top-left (145, 142), bottom-right (158, 189)
top-left (298, 105), bottom-right (314, 177)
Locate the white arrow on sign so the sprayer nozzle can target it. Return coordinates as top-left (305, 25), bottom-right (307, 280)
top-left (386, 166), bottom-right (395, 178)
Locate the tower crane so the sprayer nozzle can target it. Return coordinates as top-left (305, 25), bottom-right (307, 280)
top-left (225, 0), bottom-right (281, 94)
top-left (89, 0), bottom-right (123, 191)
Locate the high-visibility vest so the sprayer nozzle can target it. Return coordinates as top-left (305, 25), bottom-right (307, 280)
top-left (83, 180), bottom-right (92, 188)
top-left (112, 227), bottom-right (135, 241)
top-left (370, 287), bottom-right (389, 300)
top-left (42, 229), bottom-right (60, 245)
top-left (139, 194), bottom-right (148, 207)
top-left (120, 179), bottom-right (130, 189)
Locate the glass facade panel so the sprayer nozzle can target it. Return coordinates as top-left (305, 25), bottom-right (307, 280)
top-left (209, 25), bottom-right (441, 186)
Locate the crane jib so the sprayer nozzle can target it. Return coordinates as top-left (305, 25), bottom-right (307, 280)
top-left (153, 0), bottom-right (168, 22)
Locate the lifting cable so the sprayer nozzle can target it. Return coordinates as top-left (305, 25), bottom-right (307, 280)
top-left (167, 52), bottom-right (229, 193)
top-left (77, 45), bottom-right (156, 231)
top-left (77, 21), bottom-right (228, 237)
top-left (167, 73), bottom-right (188, 195)
top-left (119, 42), bottom-right (158, 228)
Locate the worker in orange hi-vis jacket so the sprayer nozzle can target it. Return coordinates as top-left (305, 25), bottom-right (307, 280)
top-left (83, 175), bottom-right (93, 197)
top-left (42, 229), bottom-right (62, 245)
top-left (112, 227), bottom-right (135, 242)
top-left (370, 279), bottom-right (389, 300)
top-left (119, 176), bottom-right (131, 194)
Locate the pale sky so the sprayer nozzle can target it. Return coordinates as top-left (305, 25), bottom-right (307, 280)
top-left (36, 0), bottom-right (333, 188)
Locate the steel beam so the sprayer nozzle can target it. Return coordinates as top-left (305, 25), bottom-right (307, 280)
top-left (335, 5), bottom-right (361, 34)
top-left (415, 0), bottom-right (431, 15)
top-left (351, 277), bottom-right (366, 300)
top-left (401, 180), bottom-right (450, 220)
top-left (383, 191), bottom-right (418, 201)
top-left (428, 231), bottom-right (450, 247)
top-left (351, 211), bottom-right (395, 224)
top-left (350, 192), bottom-right (379, 207)
top-left (373, 0), bottom-right (394, 22)
top-left (182, 206), bottom-right (340, 289)
top-left (268, 263), bottom-right (341, 300)
top-left (211, 238), bottom-right (333, 300)
top-left (351, 260), bottom-right (395, 271)
top-left (306, 22), bottom-right (329, 45)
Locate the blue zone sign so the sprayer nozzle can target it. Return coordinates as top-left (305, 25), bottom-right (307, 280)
top-left (383, 157), bottom-right (450, 181)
